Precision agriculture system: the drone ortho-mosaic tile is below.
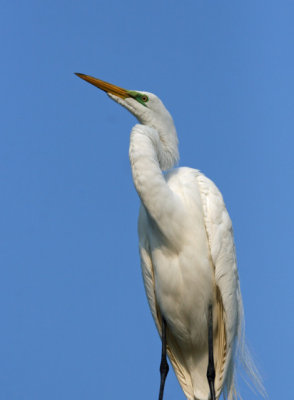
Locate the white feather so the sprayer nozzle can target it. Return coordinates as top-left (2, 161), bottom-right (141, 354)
top-left (95, 84), bottom-right (263, 399)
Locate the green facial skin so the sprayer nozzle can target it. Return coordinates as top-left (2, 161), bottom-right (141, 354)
top-left (127, 91), bottom-right (149, 106)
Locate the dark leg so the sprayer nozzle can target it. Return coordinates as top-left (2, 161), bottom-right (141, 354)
top-left (207, 304), bottom-right (216, 400)
top-left (158, 317), bottom-right (169, 400)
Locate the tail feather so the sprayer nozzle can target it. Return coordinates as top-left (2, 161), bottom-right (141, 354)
top-left (226, 283), bottom-right (266, 399)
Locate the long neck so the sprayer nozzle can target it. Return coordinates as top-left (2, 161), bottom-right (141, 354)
top-left (137, 111), bottom-right (179, 172)
top-left (129, 124), bottom-right (183, 245)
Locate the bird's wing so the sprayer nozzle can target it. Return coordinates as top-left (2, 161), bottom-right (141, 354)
top-left (197, 173), bottom-right (241, 399)
top-left (138, 207), bottom-right (195, 400)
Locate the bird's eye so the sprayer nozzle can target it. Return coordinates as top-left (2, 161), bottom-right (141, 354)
top-left (128, 91), bottom-right (149, 106)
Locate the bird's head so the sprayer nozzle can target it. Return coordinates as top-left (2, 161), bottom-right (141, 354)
top-left (75, 73), bottom-right (179, 170)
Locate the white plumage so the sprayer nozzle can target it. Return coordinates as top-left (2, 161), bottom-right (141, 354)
top-left (75, 74), bottom-right (263, 400)
top-left (131, 133), bottom-right (239, 400)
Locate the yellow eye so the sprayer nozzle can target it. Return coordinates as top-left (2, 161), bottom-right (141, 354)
top-left (141, 95), bottom-right (148, 102)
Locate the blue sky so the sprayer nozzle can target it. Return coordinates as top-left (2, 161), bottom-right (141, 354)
top-left (1, 1), bottom-right (293, 399)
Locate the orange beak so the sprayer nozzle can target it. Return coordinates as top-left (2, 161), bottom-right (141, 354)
top-left (75, 73), bottom-right (129, 99)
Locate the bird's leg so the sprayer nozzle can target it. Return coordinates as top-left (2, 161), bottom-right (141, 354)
top-left (207, 304), bottom-right (216, 400)
top-left (158, 316), bottom-right (169, 400)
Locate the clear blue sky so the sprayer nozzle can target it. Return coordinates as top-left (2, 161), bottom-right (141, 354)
top-left (1, 1), bottom-right (293, 399)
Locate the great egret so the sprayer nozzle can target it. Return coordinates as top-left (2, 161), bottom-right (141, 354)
top-left (75, 73), bottom-right (260, 400)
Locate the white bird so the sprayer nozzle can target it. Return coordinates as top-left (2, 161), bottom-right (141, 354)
top-left (75, 73), bottom-right (262, 400)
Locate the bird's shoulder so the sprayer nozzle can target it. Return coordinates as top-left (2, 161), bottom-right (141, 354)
top-left (165, 166), bottom-right (200, 184)
top-left (164, 167), bottom-right (223, 210)
top-left (165, 167), bottom-right (229, 224)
